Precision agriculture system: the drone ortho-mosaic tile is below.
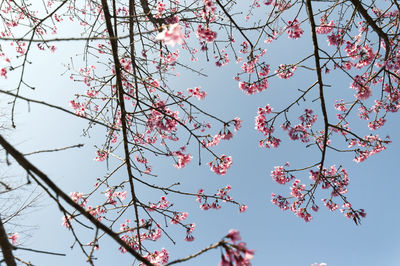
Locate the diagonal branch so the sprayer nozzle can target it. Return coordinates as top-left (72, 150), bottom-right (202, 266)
top-left (349, 0), bottom-right (390, 60)
top-left (166, 241), bottom-right (225, 265)
top-left (0, 89), bottom-right (118, 131)
top-left (0, 135), bottom-right (152, 266)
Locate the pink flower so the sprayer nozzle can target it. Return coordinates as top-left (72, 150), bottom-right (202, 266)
top-left (144, 248), bottom-right (169, 265)
top-left (208, 155), bottom-right (233, 175)
top-left (62, 215), bottom-right (73, 228)
top-left (155, 23), bottom-right (184, 47)
top-left (0, 67), bottom-right (7, 78)
top-left (196, 25), bottom-right (217, 42)
top-left (350, 74), bottom-right (372, 100)
top-left (9, 233), bottom-right (18, 245)
top-left (233, 117), bottom-right (242, 131)
top-left (173, 151), bottom-right (192, 168)
top-left (286, 19), bottom-right (304, 39)
top-left (276, 64), bottom-right (297, 79)
top-left (187, 87), bottom-right (206, 100)
top-left (239, 205), bottom-right (248, 212)
top-left (227, 229), bottom-right (241, 242)
top-left (271, 166), bottom-right (292, 185)
top-left (220, 231), bottom-right (255, 266)
top-left (94, 150), bottom-right (108, 162)
top-left (170, 212), bottom-right (188, 224)
top-left (316, 19), bottom-right (335, 34)
top-left (327, 32), bottom-right (344, 46)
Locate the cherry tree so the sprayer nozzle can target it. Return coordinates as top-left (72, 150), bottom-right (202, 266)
top-left (0, 0), bottom-right (399, 265)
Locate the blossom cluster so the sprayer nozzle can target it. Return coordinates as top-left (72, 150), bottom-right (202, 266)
top-left (219, 230), bottom-right (254, 266)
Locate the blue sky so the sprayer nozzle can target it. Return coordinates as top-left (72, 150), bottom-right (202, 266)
top-left (1, 1), bottom-right (400, 266)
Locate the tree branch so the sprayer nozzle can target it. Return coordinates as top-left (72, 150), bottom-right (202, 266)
top-left (0, 135), bottom-right (152, 266)
top-left (0, 217), bottom-right (17, 266)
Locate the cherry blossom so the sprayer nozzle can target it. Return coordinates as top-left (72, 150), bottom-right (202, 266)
top-left (286, 19), bottom-right (304, 39)
top-left (9, 233), bottom-right (18, 245)
top-left (155, 23), bottom-right (185, 47)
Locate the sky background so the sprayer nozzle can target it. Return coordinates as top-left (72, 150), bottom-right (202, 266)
top-left (1, 1), bottom-right (400, 266)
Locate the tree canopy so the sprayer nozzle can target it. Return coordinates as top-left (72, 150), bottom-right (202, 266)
top-left (0, 0), bottom-right (399, 265)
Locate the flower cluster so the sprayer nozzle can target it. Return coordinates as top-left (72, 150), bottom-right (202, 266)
top-left (172, 151), bottom-right (192, 169)
top-left (255, 105), bottom-right (281, 148)
top-left (350, 135), bottom-right (390, 163)
top-left (350, 74), bottom-right (372, 100)
top-left (219, 230), bottom-right (254, 266)
top-left (208, 155), bottom-right (233, 175)
top-left (286, 19), bottom-right (304, 39)
top-left (196, 186), bottom-right (246, 213)
top-left (270, 163), bottom-right (365, 224)
top-left (147, 196), bottom-right (170, 211)
top-left (316, 18), bottom-right (335, 34)
top-left (236, 50), bottom-right (269, 95)
top-left (276, 64), bottom-right (297, 79)
top-left (187, 86), bottom-right (206, 100)
top-left (69, 100), bottom-right (87, 117)
top-left (196, 25), bottom-right (217, 42)
top-left (104, 189), bottom-right (127, 205)
top-left (70, 192), bottom-right (87, 207)
top-left (142, 249), bottom-right (169, 265)
top-left (170, 212), bottom-right (188, 224)
top-left (271, 165), bottom-right (293, 185)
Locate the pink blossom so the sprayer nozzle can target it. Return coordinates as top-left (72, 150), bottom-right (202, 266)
top-left (70, 192), bottom-right (86, 207)
top-left (204, 134), bottom-right (222, 147)
top-left (215, 49), bottom-right (229, 67)
top-left (208, 155), bottom-right (233, 175)
top-left (239, 205), bottom-right (248, 212)
top-left (238, 78), bottom-right (269, 94)
top-left (227, 229), bottom-right (241, 242)
top-left (233, 117), bottom-right (242, 131)
top-left (334, 99), bottom-right (347, 112)
top-left (286, 19), bottom-right (304, 39)
top-left (299, 109), bottom-right (317, 128)
top-left (368, 118), bottom-right (386, 130)
top-left (94, 150), bottom-right (108, 162)
top-left (271, 166), bottom-right (292, 185)
top-left (296, 208), bottom-right (312, 222)
top-left (0, 67), bottom-right (7, 78)
top-left (9, 233), bottom-right (18, 245)
top-left (147, 196), bottom-right (170, 211)
top-left (350, 75), bottom-right (372, 100)
top-left (276, 64), bottom-right (296, 79)
top-left (173, 151), bottom-right (192, 168)
top-left (271, 193), bottom-right (289, 210)
top-left (290, 180), bottom-right (306, 199)
top-left (196, 25), bottom-right (217, 42)
top-left (187, 87), bottom-right (206, 100)
top-left (220, 230), bottom-right (254, 266)
top-left (155, 23), bottom-right (184, 47)
top-left (170, 212), bottom-right (188, 224)
top-left (69, 100), bottom-right (86, 117)
top-left (144, 248), bottom-right (169, 265)
top-left (355, 45), bottom-right (375, 69)
top-left (327, 32), bottom-right (343, 46)
top-left (62, 215), bottom-right (73, 228)
top-left (185, 223), bottom-right (196, 241)
top-left (288, 124), bottom-right (310, 142)
top-left (316, 19), bottom-right (335, 34)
